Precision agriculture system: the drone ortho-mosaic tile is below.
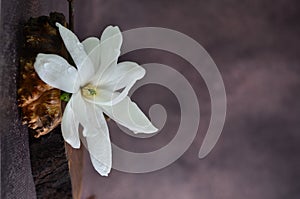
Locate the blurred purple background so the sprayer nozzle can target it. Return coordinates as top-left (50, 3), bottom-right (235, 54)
top-left (5, 0), bottom-right (300, 198)
top-left (40, 0), bottom-right (300, 198)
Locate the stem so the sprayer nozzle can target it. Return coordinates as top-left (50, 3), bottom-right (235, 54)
top-left (67, 0), bottom-right (74, 31)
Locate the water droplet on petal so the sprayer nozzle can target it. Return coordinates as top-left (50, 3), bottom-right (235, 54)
top-left (67, 67), bottom-right (74, 73)
top-left (43, 63), bottom-right (49, 68)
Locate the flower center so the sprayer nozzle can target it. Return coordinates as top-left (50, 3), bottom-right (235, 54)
top-left (82, 84), bottom-right (97, 97)
top-left (87, 88), bottom-right (96, 95)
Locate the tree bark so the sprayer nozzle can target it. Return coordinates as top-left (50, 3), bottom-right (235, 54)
top-left (29, 128), bottom-right (72, 199)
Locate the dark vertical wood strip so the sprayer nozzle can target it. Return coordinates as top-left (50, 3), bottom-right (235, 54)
top-left (0, 0), bottom-right (40, 198)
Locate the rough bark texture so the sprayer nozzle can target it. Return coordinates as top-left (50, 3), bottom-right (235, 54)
top-left (29, 128), bottom-right (72, 199)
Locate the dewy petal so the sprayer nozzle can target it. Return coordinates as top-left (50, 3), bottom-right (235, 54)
top-left (84, 128), bottom-right (112, 176)
top-left (102, 96), bottom-right (158, 134)
top-left (61, 98), bottom-right (80, 148)
top-left (34, 53), bottom-right (80, 93)
top-left (92, 26), bottom-right (122, 81)
top-left (98, 61), bottom-right (145, 91)
top-left (82, 37), bottom-right (100, 70)
top-left (55, 22), bottom-right (87, 67)
top-left (56, 23), bottom-right (94, 85)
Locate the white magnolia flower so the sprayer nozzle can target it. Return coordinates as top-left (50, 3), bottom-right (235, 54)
top-left (34, 23), bottom-right (157, 176)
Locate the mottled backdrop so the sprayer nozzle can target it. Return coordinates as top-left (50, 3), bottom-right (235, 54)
top-left (3, 0), bottom-right (300, 198)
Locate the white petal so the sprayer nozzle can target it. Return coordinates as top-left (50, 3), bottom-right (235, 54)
top-left (71, 92), bottom-right (90, 132)
top-left (34, 53), bottom-right (80, 93)
top-left (61, 98), bottom-right (80, 148)
top-left (72, 92), bottom-right (107, 137)
top-left (102, 96), bottom-right (158, 134)
top-left (82, 37), bottom-right (100, 70)
top-left (82, 37), bottom-right (100, 54)
top-left (85, 128), bottom-right (112, 176)
top-left (96, 61), bottom-right (145, 91)
top-left (55, 23), bottom-right (87, 67)
top-left (82, 104), bottom-right (108, 137)
top-left (100, 26), bottom-right (122, 67)
top-left (92, 26), bottom-right (122, 81)
top-left (56, 23), bottom-right (94, 85)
